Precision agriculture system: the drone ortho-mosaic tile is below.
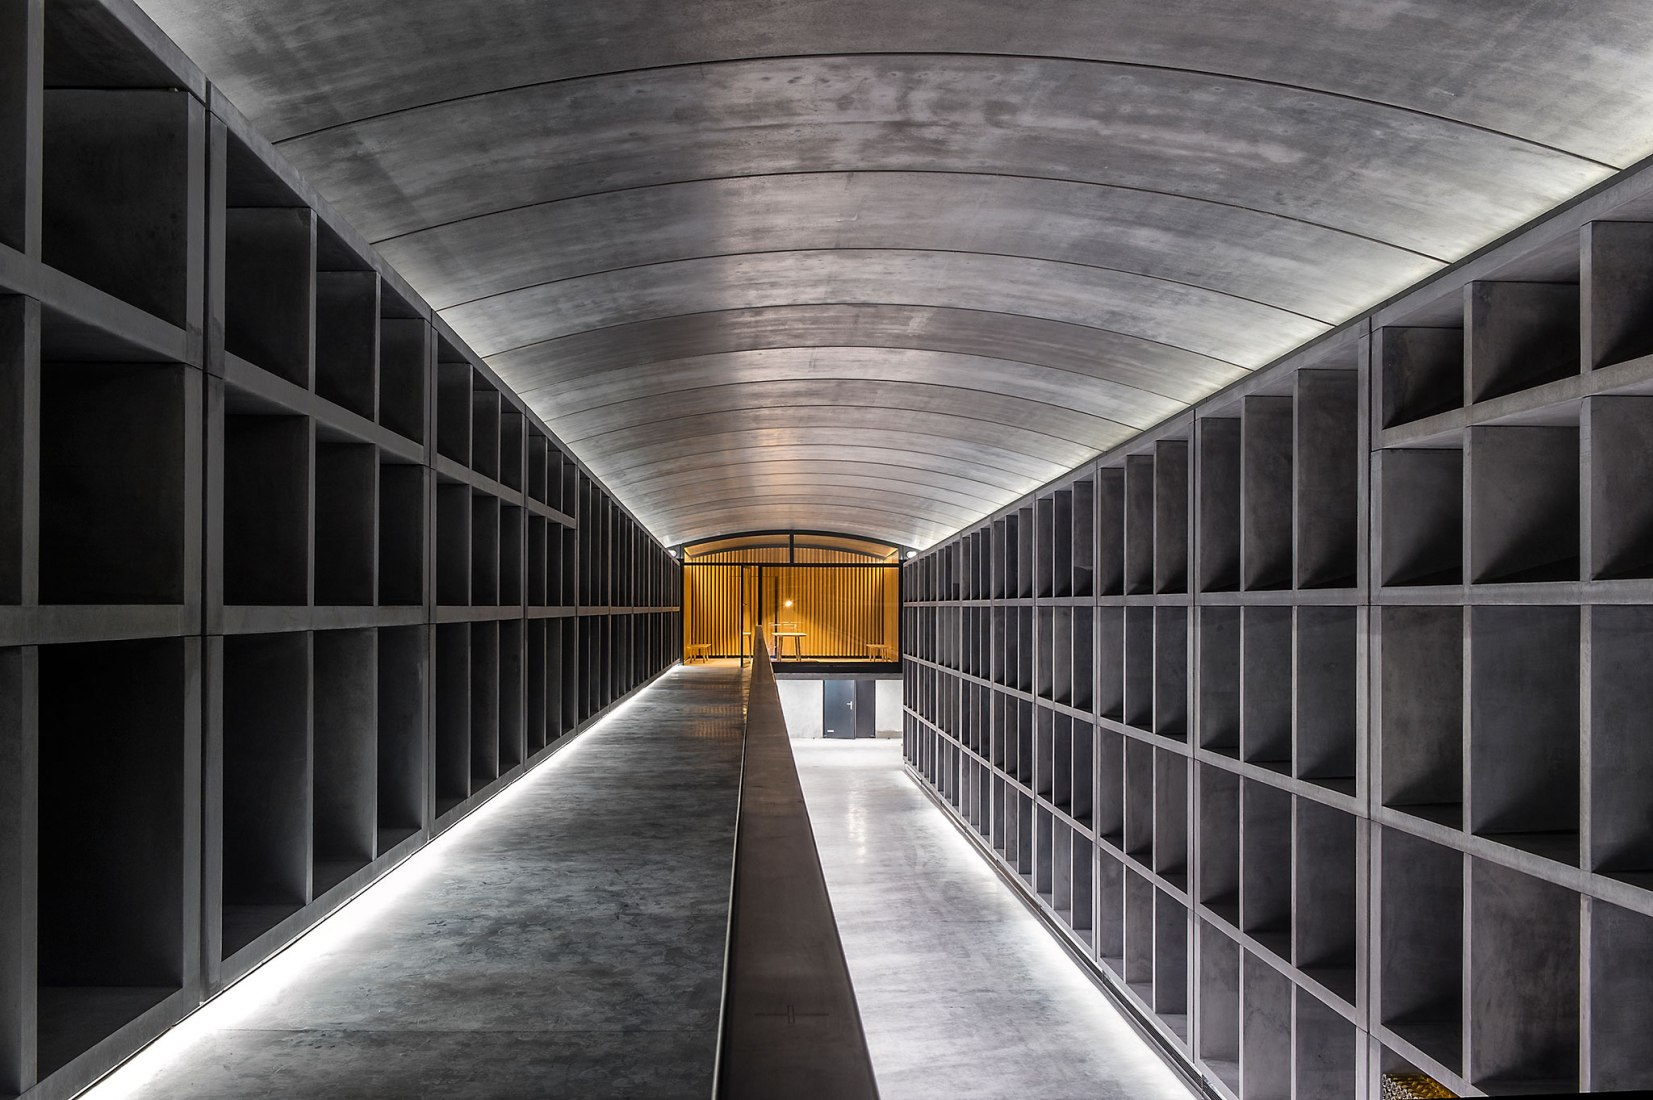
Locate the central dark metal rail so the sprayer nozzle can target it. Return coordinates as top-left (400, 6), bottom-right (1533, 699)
top-left (712, 632), bottom-right (880, 1099)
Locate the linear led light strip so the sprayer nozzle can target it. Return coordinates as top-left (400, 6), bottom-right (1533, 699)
top-left (81, 677), bottom-right (667, 1099)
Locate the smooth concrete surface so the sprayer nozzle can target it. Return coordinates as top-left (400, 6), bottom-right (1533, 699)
top-left (130, 0), bottom-right (1653, 548)
top-left (86, 667), bottom-right (745, 1100)
top-left (778, 679), bottom-right (903, 739)
top-left (793, 739), bottom-right (1194, 1100)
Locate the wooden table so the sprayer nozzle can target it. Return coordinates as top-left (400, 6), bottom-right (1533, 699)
top-left (772, 631), bottom-right (807, 658)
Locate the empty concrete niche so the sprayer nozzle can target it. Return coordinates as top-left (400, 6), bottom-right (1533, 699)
top-left (498, 619), bottom-right (524, 773)
top-left (313, 439), bottom-right (376, 606)
top-left (37, 637), bottom-right (189, 1077)
top-left (1124, 454), bottom-right (1155, 595)
top-left (1198, 606), bottom-right (1242, 759)
top-left (1069, 826), bottom-right (1093, 940)
top-left (499, 411), bottom-right (524, 493)
top-left (1589, 605), bottom-right (1653, 881)
top-left (312, 629), bottom-right (376, 897)
top-left (377, 460), bottom-right (423, 606)
top-left (1071, 606), bottom-right (1094, 712)
top-left (1034, 494), bottom-right (1054, 598)
top-left (557, 618), bottom-right (577, 732)
top-left (222, 398), bottom-right (308, 607)
top-left (220, 632), bottom-right (309, 960)
top-left (40, 360), bottom-right (186, 604)
top-left (1154, 438), bottom-right (1190, 594)
top-left (1098, 853), bottom-right (1126, 976)
top-left (1016, 504), bottom-right (1034, 598)
top-left (1198, 416), bottom-right (1243, 593)
top-left (469, 620), bottom-right (500, 788)
top-left (470, 385), bottom-right (500, 482)
top-left (1292, 800), bottom-right (1357, 1005)
top-left (375, 626), bottom-right (424, 854)
top-left (1198, 764), bottom-right (1241, 925)
top-left (1071, 476), bottom-right (1095, 596)
top-left (1584, 221), bottom-right (1653, 369)
top-left (1295, 370), bottom-right (1361, 589)
top-left (434, 358), bottom-right (471, 467)
top-left (470, 493), bottom-right (499, 606)
top-left (377, 315), bottom-right (427, 445)
top-left (1468, 859), bottom-right (1579, 1091)
top-left (527, 516), bottom-right (547, 607)
top-left (1037, 707), bottom-right (1061, 808)
top-left (1240, 605), bottom-right (1292, 772)
top-left (1124, 605), bottom-right (1153, 729)
top-left (1378, 326), bottom-right (1464, 429)
top-left (1052, 607), bottom-right (1073, 704)
top-left (1096, 606), bottom-right (1125, 721)
top-left (1467, 280), bottom-right (1581, 403)
top-left (526, 433), bottom-right (548, 505)
top-left (1096, 726), bottom-right (1125, 848)
top-left (1240, 779), bottom-right (1292, 961)
top-left (1378, 828), bottom-right (1462, 1074)
top-left (1154, 605), bottom-right (1189, 739)
top-left (1588, 900), bottom-right (1653, 1091)
top-left (1198, 922), bottom-right (1242, 1094)
top-left (1154, 887), bottom-right (1190, 1037)
top-left (1377, 448), bottom-right (1463, 586)
top-left (1293, 988), bottom-right (1357, 1100)
top-left (1378, 605), bottom-right (1464, 827)
top-left (0, 3), bottom-right (23, 252)
top-left (1015, 605), bottom-right (1033, 693)
top-left (1071, 721), bottom-right (1094, 830)
top-left (1124, 737), bottom-right (1155, 869)
top-left (1014, 698), bottom-right (1034, 789)
top-left (434, 479), bottom-right (470, 606)
top-left (1095, 468), bottom-right (1126, 596)
top-left (1294, 605), bottom-right (1358, 793)
top-left (1054, 488), bottom-right (1075, 597)
top-left (433, 622), bottom-right (470, 818)
top-left (558, 527), bottom-right (577, 607)
top-left (1153, 749), bottom-right (1189, 889)
top-left (0, 301), bottom-right (25, 605)
top-left (557, 450), bottom-right (576, 516)
top-left (1468, 605), bottom-right (1580, 864)
top-left (1242, 396), bottom-right (1293, 591)
top-left (1125, 868), bottom-right (1155, 999)
top-left (1240, 950), bottom-right (1291, 1100)
top-left (1468, 424), bottom-right (1580, 583)
top-left (1012, 790), bottom-right (1034, 879)
top-left (1034, 805), bottom-right (1055, 902)
top-left (42, 89), bottom-right (198, 328)
top-left (499, 505), bottom-right (523, 607)
top-left (224, 207), bottom-right (313, 387)
top-left (1586, 395), bottom-right (1653, 579)
top-left (1035, 606), bottom-right (1055, 700)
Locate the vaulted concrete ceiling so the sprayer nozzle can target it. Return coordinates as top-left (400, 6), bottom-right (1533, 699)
top-left (136, 0), bottom-right (1653, 548)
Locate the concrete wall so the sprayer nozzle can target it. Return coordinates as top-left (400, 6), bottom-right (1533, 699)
top-left (776, 679), bottom-right (904, 738)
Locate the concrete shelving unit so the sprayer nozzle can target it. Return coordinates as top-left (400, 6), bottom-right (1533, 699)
top-left (0, 3), bottom-right (682, 1098)
top-left (904, 147), bottom-right (1653, 1099)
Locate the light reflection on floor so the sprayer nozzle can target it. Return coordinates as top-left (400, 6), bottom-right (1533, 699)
top-left (794, 739), bottom-right (1195, 1100)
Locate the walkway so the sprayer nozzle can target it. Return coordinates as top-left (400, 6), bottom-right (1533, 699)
top-left (794, 739), bottom-right (1196, 1100)
top-left (91, 666), bottom-right (747, 1100)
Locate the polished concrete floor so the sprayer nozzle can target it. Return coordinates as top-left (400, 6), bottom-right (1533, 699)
top-left (89, 666), bottom-right (747, 1100)
top-left (793, 739), bottom-right (1196, 1100)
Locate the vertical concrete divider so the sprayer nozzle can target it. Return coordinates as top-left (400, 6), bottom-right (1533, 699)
top-left (714, 631), bottom-right (880, 1100)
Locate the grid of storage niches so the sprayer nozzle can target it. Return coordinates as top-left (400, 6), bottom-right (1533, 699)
top-left (0, 7), bottom-right (679, 1099)
top-left (908, 213), bottom-right (1653, 1100)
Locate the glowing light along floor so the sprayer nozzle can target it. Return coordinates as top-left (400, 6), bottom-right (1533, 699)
top-left (83, 666), bottom-right (747, 1100)
top-left (794, 739), bottom-right (1196, 1100)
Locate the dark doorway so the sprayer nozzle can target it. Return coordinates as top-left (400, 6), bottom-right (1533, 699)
top-left (824, 679), bottom-right (876, 739)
